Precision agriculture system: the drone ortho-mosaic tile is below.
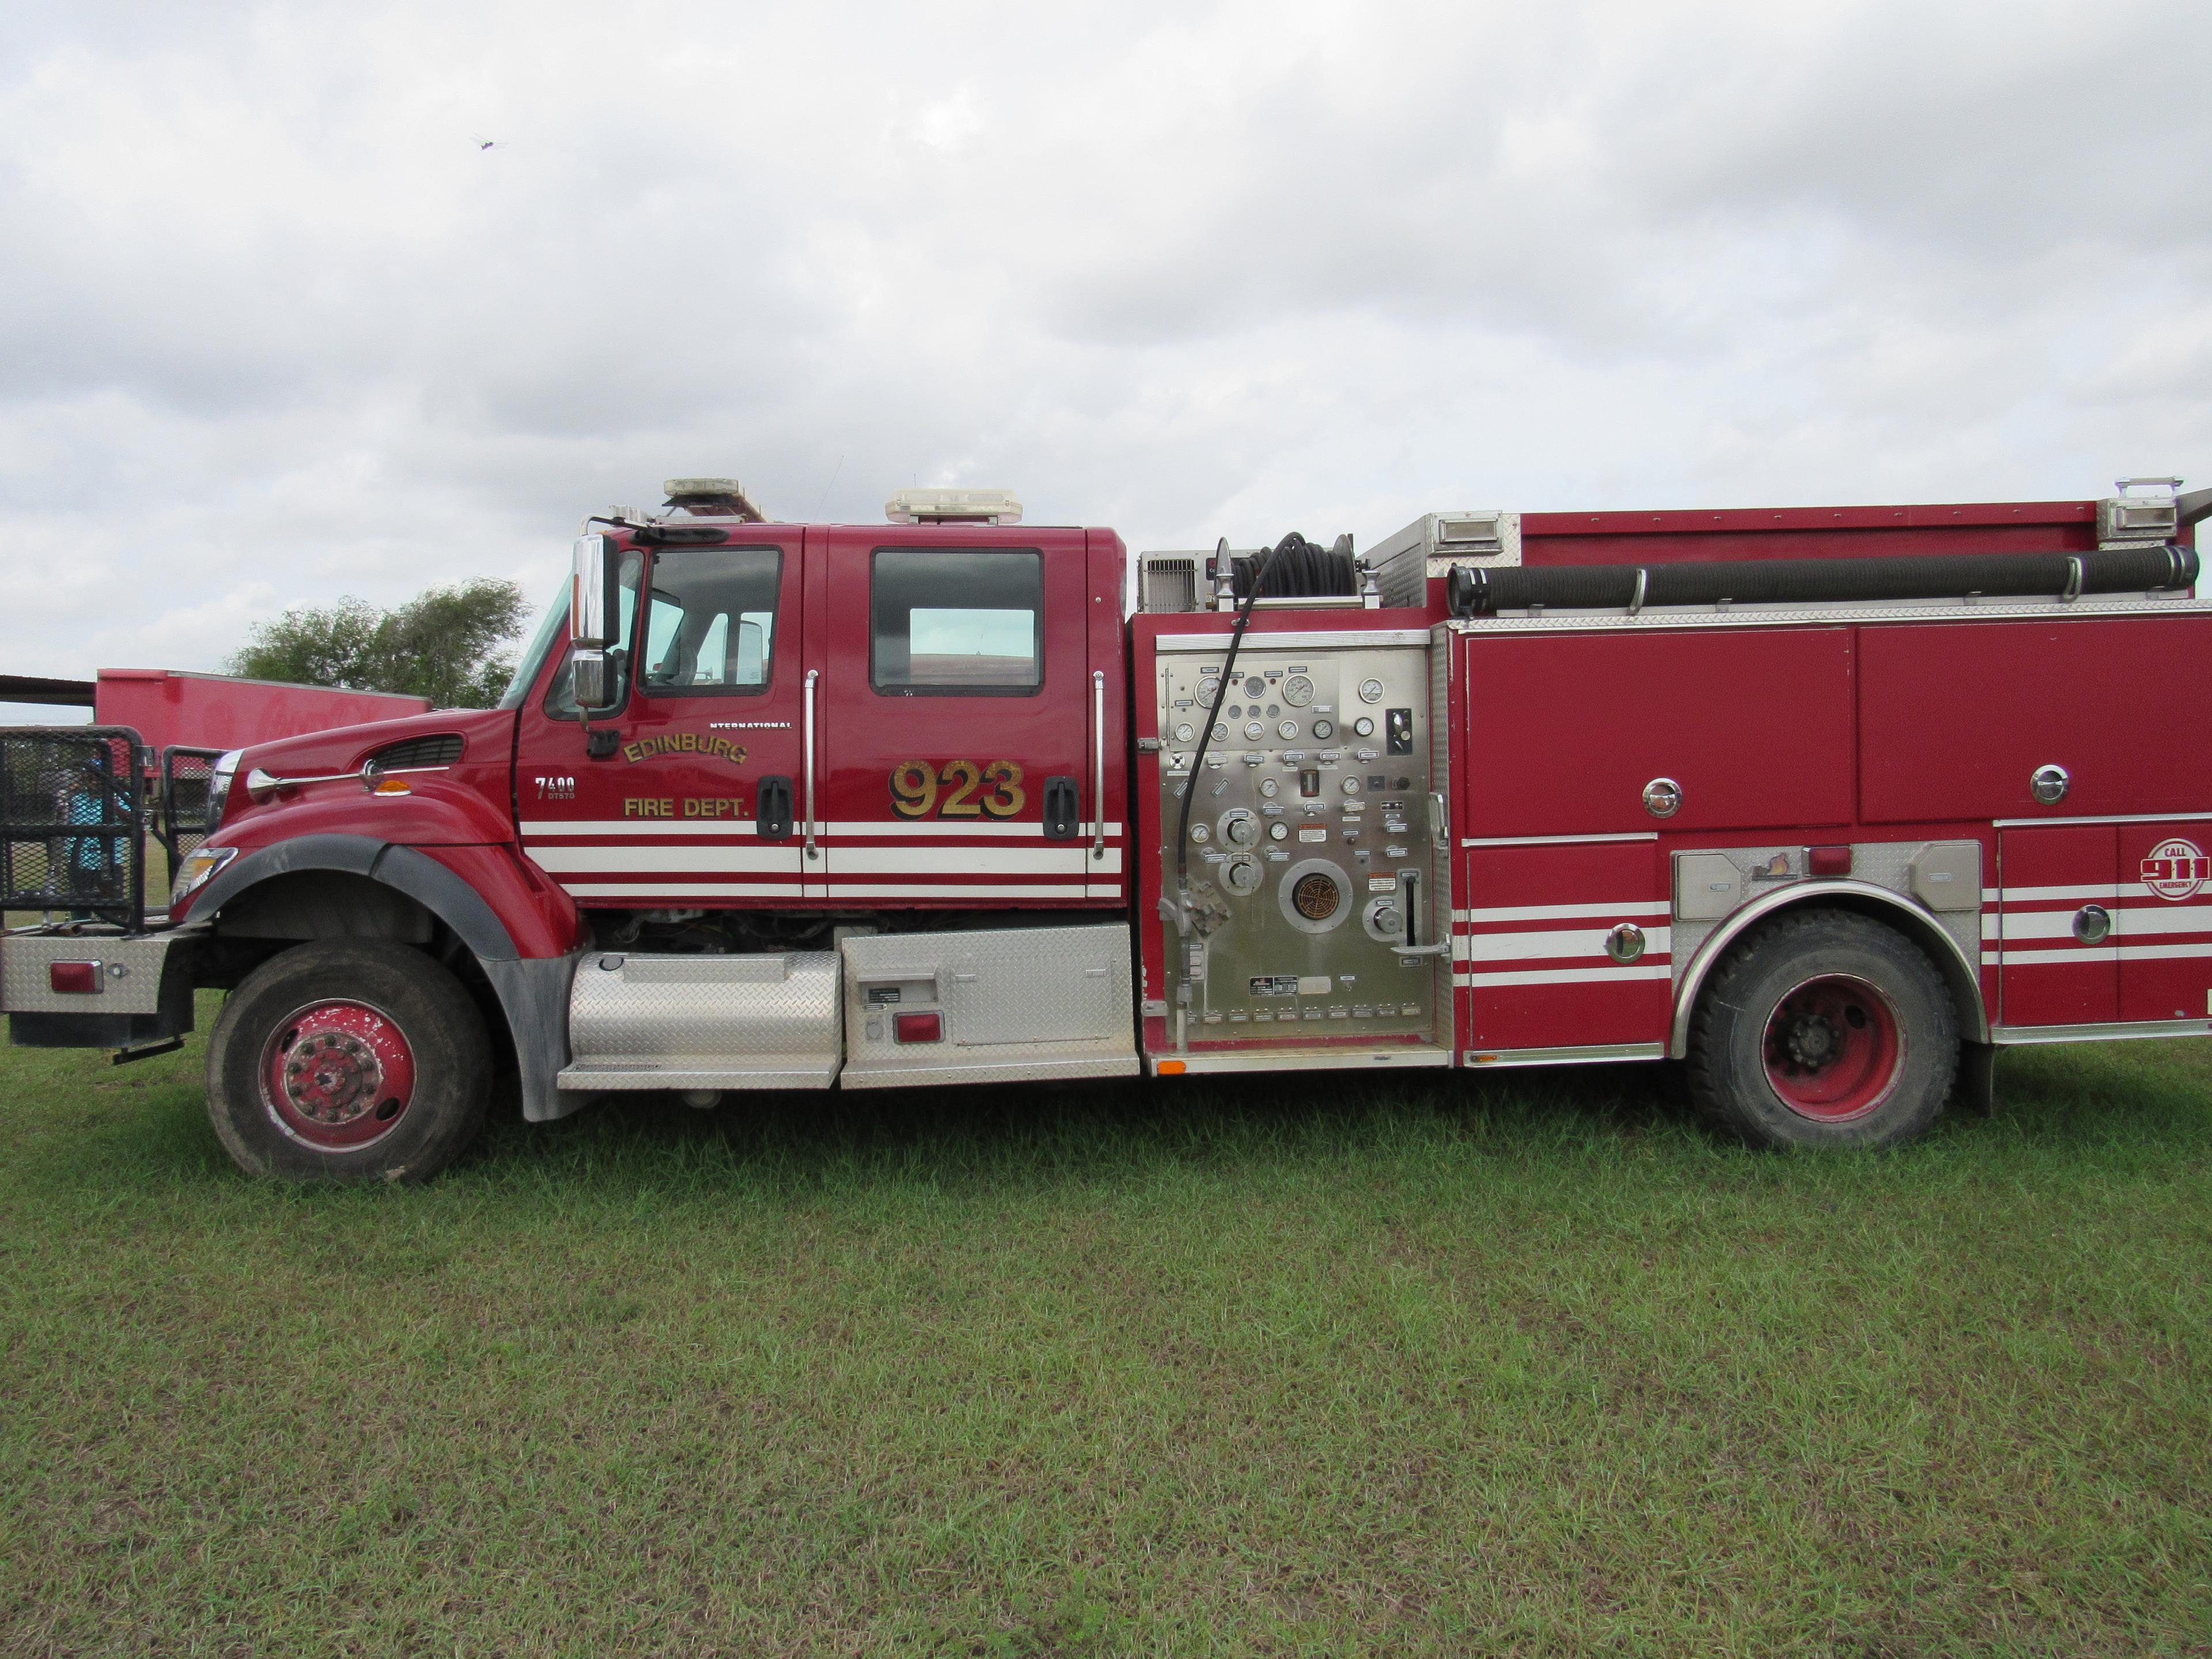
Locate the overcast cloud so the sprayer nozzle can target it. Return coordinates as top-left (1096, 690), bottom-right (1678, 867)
top-left (2, 0), bottom-right (2207, 681)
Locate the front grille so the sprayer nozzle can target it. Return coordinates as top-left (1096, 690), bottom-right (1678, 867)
top-left (367, 734), bottom-right (463, 771)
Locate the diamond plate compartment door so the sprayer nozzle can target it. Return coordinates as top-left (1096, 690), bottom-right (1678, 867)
top-left (842, 922), bottom-right (1138, 1088)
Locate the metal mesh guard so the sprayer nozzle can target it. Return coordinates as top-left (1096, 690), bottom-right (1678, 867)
top-left (0, 727), bottom-right (145, 922)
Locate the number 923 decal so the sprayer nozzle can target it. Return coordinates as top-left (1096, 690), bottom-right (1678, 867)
top-left (890, 759), bottom-right (1027, 819)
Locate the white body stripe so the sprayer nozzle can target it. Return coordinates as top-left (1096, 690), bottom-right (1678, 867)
top-left (1455, 965), bottom-right (1672, 988)
top-left (1454, 901), bottom-right (1671, 925)
top-left (828, 846), bottom-right (1121, 876)
top-left (1455, 926), bottom-right (1673, 963)
top-left (559, 881), bottom-right (796, 898)
top-left (522, 819), bottom-right (1122, 840)
top-left (529, 845), bottom-right (802, 874)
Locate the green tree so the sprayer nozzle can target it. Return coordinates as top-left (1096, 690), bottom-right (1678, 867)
top-left (228, 578), bottom-right (530, 709)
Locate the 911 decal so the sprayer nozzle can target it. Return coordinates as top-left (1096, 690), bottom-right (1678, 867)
top-left (890, 759), bottom-right (1027, 819)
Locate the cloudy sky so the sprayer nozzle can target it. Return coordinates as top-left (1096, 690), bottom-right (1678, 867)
top-left (3, 0), bottom-right (2207, 682)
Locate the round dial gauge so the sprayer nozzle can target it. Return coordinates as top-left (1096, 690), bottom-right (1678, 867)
top-left (1341, 777), bottom-right (1362, 796)
top-left (1222, 856), bottom-right (1263, 896)
top-left (1311, 718), bottom-right (1334, 740)
top-left (1277, 720), bottom-right (1300, 741)
top-left (1268, 821), bottom-right (1289, 841)
top-left (1245, 677), bottom-right (1266, 698)
top-left (1211, 722), bottom-right (1229, 741)
top-left (1353, 716), bottom-right (1375, 737)
top-left (1198, 678), bottom-right (1220, 704)
top-left (1358, 677), bottom-right (1385, 704)
top-left (1219, 809), bottom-right (1259, 848)
top-left (1173, 722), bottom-right (1194, 744)
top-left (1257, 778), bottom-right (1279, 798)
top-left (1282, 675), bottom-right (1314, 707)
top-left (1189, 823), bottom-right (1210, 844)
top-left (1243, 720), bottom-right (1266, 741)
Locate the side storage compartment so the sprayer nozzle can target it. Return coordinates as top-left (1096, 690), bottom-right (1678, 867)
top-left (1455, 840), bottom-right (1670, 1059)
top-left (559, 951), bottom-right (842, 1089)
top-left (1861, 615), bottom-right (2212, 823)
top-left (1457, 628), bottom-right (1855, 837)
top-left (842, 923), bottom-right (1138, 1088)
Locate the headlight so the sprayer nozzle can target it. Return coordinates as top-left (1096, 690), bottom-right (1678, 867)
top-left (207, 749), bottom-right (244, 823)
top-left (171, 844), bottom-right (239, 908)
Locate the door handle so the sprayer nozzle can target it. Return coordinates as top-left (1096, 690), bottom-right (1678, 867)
top-left (802, 669), bottom-right (820, 862)
top-left (1090, 669), bottom-right (1107, 861)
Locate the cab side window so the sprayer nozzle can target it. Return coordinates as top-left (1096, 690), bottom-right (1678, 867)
top-left (639, 547), bottom-right (781, 697)
top-left (870, 549), bottom-right (1043, 696)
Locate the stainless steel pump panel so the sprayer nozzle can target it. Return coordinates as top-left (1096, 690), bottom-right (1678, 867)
top-left (1158, 641), bottom-right (1440, 1039)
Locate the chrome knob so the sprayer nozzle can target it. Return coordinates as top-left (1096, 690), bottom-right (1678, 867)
top-left (2031, 764), bottom-right (2071, 806)
top-left (2073, 904), bottom-right (2111, 944)
top-left (1642, 777), bottom-right (1682, 819)
top-left (1605, 923), bottom-right (1647, 963)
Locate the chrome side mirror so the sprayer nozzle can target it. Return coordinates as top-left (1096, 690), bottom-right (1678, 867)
top-left (570, 533), bottom-right (621, 712)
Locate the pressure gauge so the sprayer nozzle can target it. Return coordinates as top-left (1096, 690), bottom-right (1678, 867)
top-left (1243, 720), bottom-right (1265, 741)
top-left (1212, 722), bottom-right (1228, 741)
top-left (1173, 722), bottom-right (1194, 744)
top-left (1281, 675), bottom-right (1315, 708)
top-left (1268, 821), bottom-right (1289, 841)
top-left (1342, 777), bottom-right (1362, 796)
top-left (1358, 677), bottom-right (1385, 704)
top-left (1311, 718), bottom-right (1334, 740)
top-left (1278, 720), bottom-right (1300, 741)
top-left (1190, 823), bottom-right (1211, 844)
top-left (1258, 778), bottom-right (1279, 798)
top-left (1353, 716), bottom-right (1375, 737)
top-left (1198, 677), bottom-right (1219, 704)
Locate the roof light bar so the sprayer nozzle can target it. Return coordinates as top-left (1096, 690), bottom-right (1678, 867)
top-left (885, 487), bottom-right (1022, 526)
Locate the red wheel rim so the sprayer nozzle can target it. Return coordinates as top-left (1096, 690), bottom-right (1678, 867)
top-left (259, 1000), bottom-right (417, 1150)
top-left (1760, 973), bottom-right (1903, 1123)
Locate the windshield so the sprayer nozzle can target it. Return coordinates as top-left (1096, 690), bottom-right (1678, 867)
top-left (498, 587), bottom-right (571, 710)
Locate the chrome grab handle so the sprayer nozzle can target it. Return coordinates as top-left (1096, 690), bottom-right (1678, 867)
top-left (802, 669), bottom-right (820, 862)
top-left (1090, 669), bottom-right (1107, 861)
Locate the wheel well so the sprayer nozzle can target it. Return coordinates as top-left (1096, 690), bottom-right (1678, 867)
top-left (210, 870), bottom-right (435, 944)
top-left (198, 872), bottom-right (518, 1085)
top-left (1670, 884), bottom-right (1988, 1057)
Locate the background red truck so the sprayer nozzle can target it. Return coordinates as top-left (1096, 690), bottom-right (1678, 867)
top-left (3, 475), bottom-right (2206, 1181)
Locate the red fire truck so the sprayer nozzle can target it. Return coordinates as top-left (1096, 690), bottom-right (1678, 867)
top-left (4, 475), bottom-right (2207, 1180)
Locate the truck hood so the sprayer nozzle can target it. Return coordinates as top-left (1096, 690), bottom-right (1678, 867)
top-left (207, 705), bottom-right (519, 847)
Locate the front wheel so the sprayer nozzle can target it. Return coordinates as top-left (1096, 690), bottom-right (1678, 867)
top-left (1686, 909), bottom-right (1957, 1149)
top-left (204, 941), bottom-right (491, 1181)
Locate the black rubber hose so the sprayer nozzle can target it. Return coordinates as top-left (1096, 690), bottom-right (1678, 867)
top-left (1446, 544), bottom-right (2198, 616)
top-left (1229, 535), bottom-right (1357, 599)
top-left (1173, 532), bottom-right (1324, 896)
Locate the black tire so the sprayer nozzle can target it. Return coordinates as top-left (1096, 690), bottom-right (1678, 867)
top-left (204, 941), bottom-right (491, 1182)
top-left (1685, 908), bottom-right (1958, 1149)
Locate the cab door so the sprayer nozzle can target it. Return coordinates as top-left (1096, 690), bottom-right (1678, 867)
top-left (814, 527), bottom-right (1108, 907)
top-left (513, 529), bottom-right (809, 909)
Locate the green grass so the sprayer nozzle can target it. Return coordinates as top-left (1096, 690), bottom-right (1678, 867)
top-left (3, 1003), bottom-right (2209, 1656)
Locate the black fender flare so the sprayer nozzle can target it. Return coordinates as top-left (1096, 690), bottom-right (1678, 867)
top-left (189, 835), bottom-right (582, 1122)
top-left (192, 834), bottom-right (517, 961)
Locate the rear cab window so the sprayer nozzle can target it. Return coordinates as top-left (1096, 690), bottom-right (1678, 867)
top-left (870, 549), bottom-right (1043, 696)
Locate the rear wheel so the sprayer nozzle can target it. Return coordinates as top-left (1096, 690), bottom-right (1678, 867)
top-left (204, 941), bottom-right (491, 1181)
top-left (1687, 909), bottom-right (1957, 1149)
